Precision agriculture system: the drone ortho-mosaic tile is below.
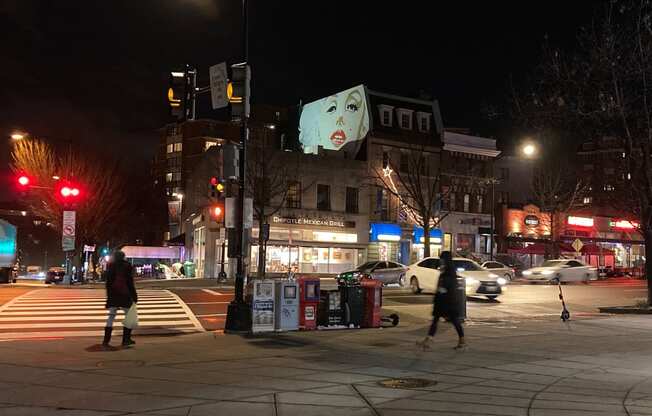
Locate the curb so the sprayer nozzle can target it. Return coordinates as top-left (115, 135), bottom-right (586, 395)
top-left (598, 306), bottom-right (652, 314)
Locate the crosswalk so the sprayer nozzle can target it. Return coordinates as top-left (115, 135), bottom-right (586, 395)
top-left (0, 289), bottom-right (204, 340)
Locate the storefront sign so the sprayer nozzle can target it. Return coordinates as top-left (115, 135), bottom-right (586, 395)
top-left (312, 231), bottom-right (357, 243)
top-left (273, 216), bottom-right (355, 228)
top-left (568, 216), bottom-right (594, 227)
top-left (413, 226), bottom-right (443, 244)
top-left (370, 222), bottom-right (401, 242)
top-left (610, 219), bottom-right (639, 230)
top-left (524, 215), bottom-right (539, 227)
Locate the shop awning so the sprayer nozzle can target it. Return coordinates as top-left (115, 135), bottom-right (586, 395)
top-left (580, 244), bottom-right (615, 256)
top-left (412, 226), bottom-right (443, 244)
top-left (370, 222), bottom-right (402, 242)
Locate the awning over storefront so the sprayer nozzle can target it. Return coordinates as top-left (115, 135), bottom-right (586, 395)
top-left (413, 226), bottom-right (443, 244)
top-left (509, 242), bottom-right (615, 256)
top-left (369, 222), bottom-right (402, 242)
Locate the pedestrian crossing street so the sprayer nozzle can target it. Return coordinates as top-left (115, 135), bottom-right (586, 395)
top-left (0, 289), bottom-right (204, 340)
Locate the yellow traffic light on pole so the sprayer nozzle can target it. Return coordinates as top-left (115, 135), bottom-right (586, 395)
top-left (229, 63), bottom-right (250, 121)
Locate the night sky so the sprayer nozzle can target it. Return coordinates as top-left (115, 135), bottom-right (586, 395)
top-left (0, 0), bottom-right (597, 200)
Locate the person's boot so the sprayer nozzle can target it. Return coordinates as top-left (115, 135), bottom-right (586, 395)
top-left (102, 327), bottom-right (113, 349)
top-left (454, 337), bottom-right (467, 351)
top-left (122, 327), bottom-right (135, 347)
top-left (416, 336), bottom-right (433, 351)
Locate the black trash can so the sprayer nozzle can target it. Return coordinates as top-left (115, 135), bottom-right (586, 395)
top-left (318, 289), bottom-right (343, 327)
top-left (340, 284), bottom-right (365, 327)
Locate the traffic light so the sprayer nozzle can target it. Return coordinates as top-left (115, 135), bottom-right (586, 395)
top-left (209, 203), bottom-right (224, 223)
top-left (57, 183), bottom-right (81, 206)
top-left (17, 175), bottom-right (30, 188)
top-left (209, 176), bottom-right (226, 198)
top-left (228, 63), bottom-right (250, 121)
top-left (168, 70), bottom-right (188, 120)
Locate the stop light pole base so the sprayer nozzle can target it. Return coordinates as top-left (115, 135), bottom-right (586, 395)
top-left (225, 302), bottom-right (251, 333)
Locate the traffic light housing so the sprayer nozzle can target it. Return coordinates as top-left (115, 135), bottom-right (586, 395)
top-left (17, 175), bottom-right (30, 188)
top-left (57, 182), bottom-right (81, 206)
top-left (209, 177), bottom-right (226, 198)
top-left (228, 63), bottom-right (250, 121)
top-left (168, 70), bottom-right (188, 120)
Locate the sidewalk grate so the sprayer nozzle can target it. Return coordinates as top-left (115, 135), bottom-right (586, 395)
top-left (378, 378), bottom-right (437, 389)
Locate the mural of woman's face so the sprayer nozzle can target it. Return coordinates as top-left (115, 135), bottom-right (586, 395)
top-left (318, 87), bottom-right (366, 149)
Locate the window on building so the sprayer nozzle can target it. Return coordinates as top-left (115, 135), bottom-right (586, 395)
top-left (346, 187), bottom-right (359, 213)
top-left (463, 194), bottom-right (470, 212)
top-left (173, 142), bottom-right (183, 152)
top-left (377, 188), bottom-right (390, 220)
top-left (382, 151), bottom-right (390, 168)
top-left (166, 125), bottom-right (178, 137)
top-left (583, 164), bottom-right (594, 171)
top-left (166, 144), bottom-right (174, 154)
top-left (583, 196), bottom-right (592, 204)
top-left (476, 195), bottom-right (483, 213)
top-left (604, 167), bottom-right (615, 175)
top-left (417, 112), bottom-right (431, 132)
top-left (605, 184), bottom-right (615, 191)
top-left (401, 113), bottom-right (411, 129)
top-left (286, 181), bottom-right (301, 208)
top-left (204, 140), bottom-right (218, 151)
top-left (499, 168), bottom-right (509, 180)
top-left (317, 184), bottom-right (330, 211)
top-left (382, 110), bottom-right (391, 126)
top-left (165, 173), bottom-right (173, 183)
top-left (449, 193), bottom-right (456, 211)
top-left (400, 151), bottom-right (409, 172)
top-left (498, 191), bottom-right (509, 204)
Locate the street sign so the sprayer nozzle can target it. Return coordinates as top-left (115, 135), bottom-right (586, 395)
top-left (209, 62), bottom-right (228, 110)
top-left (83, 245), bottom-right (95, 252)
top-left (572, 238), bottom-right (584, 253)
top-left (62, 210), bottom-right (76, 251)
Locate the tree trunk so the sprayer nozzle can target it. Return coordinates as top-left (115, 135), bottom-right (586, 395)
top-left (423, 225), bottom-right (431, 258)
top-left (256, 216), bottom-right (267, 279)
top-left (645, 228), bottom-right (652, 306)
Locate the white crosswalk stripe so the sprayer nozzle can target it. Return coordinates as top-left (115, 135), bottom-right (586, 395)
top-left (0, 289), bottom-right (204, 340)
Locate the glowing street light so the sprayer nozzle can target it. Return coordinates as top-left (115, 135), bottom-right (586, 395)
top-left (522, 143), bottom-right (537, 157)
top-left (10, 133), bottom-right (25, 140)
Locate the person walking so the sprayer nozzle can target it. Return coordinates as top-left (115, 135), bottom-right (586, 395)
top-left (102, 250), bottom-right (138, 349)
top-left (417, 251), bottom-right (466, 351)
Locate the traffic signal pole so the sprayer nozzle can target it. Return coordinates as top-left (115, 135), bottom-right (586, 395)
top-left (225, 0), bottom-right (251, 332)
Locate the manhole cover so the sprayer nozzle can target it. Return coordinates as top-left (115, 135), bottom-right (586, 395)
top-left (378, 378), bottom-right (437, 389)
top-left (96, 360), bottom-right (145, 369)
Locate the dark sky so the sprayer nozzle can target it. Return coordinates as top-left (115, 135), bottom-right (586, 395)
top-left (0, 0), bottom-right (598, 199)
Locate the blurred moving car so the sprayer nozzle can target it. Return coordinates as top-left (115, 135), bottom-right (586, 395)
top-left (481, 261), bottom-right (516, 281)
top-left (406, 257), bottom-right (507, 299)
top-left (45, 267), bottom-right (66, 284)
top-left (336, 261), bottom-right (408, 286)
top-left (522, 259), bottom-right (595, 283)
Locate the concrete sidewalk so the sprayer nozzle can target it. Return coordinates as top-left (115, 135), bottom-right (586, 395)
top-left (0, 313), bottom-right (651, 415)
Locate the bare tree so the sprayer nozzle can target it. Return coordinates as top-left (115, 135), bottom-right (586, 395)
top-left (11, 139), bottom-right (126, 253)
top-left (373, 146), bottom-right (450, 258)
top-left (246, 130), bottom-right (300, 277)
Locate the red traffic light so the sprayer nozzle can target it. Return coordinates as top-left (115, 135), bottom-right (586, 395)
top-left (59, 185), bottom-right (81, 198)
top-left (17, 175), bottom-right (30, 187)
top-left (210, 205), bottom-right (224, 220)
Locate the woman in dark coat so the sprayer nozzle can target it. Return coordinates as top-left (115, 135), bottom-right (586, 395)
top-left (417, 251), bottom-right (466, 350)
top-left (102, 250), bottom-right (138, 348)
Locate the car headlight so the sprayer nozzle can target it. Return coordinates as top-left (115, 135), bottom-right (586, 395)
top-left (497, 277), bottom-right (507, 285)
top-left (488, 273), bottom-right (498, 278)
top-left (465, 277), bottom-right (478, 284)
top-left (542, 270), bottom-right (555, 275)
top-left (522, 270), bottom-right (532, 276)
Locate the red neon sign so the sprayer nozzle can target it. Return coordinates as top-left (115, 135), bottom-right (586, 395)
top-left (567, 216), bottom-right (594, 227)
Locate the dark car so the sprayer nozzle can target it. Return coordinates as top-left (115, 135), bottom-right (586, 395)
top-left (337, 261), bottom-right (408, 286)
top-left (45, 267), bottom-right (66, 284)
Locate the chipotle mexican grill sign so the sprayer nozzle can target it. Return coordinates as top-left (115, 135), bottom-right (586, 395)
top-left (272, 216), bottom-right (354, 228)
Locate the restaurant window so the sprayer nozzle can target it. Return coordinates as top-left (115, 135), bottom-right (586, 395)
top-left (346, 187), bottom-right (359, 213)
top-left (287, 181), bottom-right (301, 209)
top-left (463, 194), bottom-right (470, 212)
top-left (317, 184), bottom-right (330, 211)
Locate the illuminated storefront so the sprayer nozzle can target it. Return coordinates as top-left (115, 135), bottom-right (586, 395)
top-left (412, 226), bottom-right (445, 261)
top-left (250, 215), bottom-right (367, 275)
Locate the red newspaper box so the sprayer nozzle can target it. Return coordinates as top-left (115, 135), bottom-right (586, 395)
top-left (298, 276), bottom-right (320, 330)
top-left (360, 279), bottom-right (382, 328)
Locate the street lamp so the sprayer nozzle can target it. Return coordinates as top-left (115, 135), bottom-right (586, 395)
top-left (522, 143), bottom-right (537, 158)
top-left (10, 133), bottom-right (25, 141)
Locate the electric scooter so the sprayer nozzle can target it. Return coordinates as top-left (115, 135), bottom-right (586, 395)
top-left (555, 277), bottom-right (570, 322)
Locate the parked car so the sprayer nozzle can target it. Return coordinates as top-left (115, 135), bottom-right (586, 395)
top-left (522, 259), bottom-right (596, 283)
top-left (481, 261), bottom-right (516, 281)
top-left (336, 261), bottom-right (408, 286)
top-left (406, 257), bottom-right (508, 300)
top-left (45, 267), bottom-right (66, 284)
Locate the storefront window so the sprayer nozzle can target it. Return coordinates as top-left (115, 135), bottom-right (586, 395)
top-left (456, 233), bottom-right (475, 253)
top-left (251, 245), bottom-right (358, 274)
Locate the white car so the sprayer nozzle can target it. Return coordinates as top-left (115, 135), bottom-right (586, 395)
top-left (406, 257), bottom-right (508, 300)
top-left (481, 261), bottom-right (516, 281)
top-left (522, 259), bottom-right (595, 283)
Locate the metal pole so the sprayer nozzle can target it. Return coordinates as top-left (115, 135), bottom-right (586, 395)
top-left (490, 180), bottom-right (495, 260)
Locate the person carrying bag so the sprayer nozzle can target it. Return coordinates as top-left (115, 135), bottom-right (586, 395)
top-left (102, 250), bottom-right (138, 349)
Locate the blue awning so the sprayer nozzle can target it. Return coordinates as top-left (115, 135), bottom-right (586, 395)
top-left (369, 222), bottom-right (402, 242)
top-left (413, 226), bottom-right (443, 244)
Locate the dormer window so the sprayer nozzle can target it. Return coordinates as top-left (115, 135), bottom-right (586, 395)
top-left (378, 104), bottom-right (394, 127)
top-left (417, 111), bottom-right (431, 132)
top-left (396, 108), bottom-right (414, 130)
